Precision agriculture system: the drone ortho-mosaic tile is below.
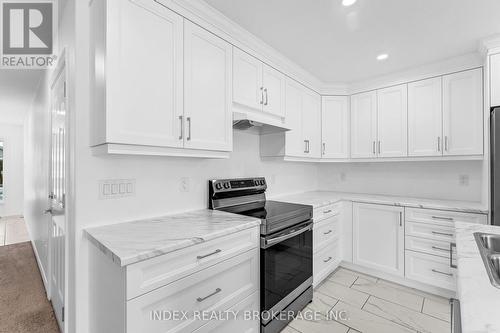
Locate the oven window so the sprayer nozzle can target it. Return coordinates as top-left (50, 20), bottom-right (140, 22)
top-left (261, 230), bottom-right (313, 311)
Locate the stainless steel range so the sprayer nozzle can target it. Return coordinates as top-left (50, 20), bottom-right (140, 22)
top-left (209, 177), bottom-right (313, 333)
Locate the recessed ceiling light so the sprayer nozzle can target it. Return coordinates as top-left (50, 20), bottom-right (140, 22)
top-left (377, 53), bottom-right (389, 61)
top-left (342, 0), bottom-right (357, 7)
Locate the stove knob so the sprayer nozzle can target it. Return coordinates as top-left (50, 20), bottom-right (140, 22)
top-left (223, 183), bottom-right (230, 189)
top-left (260, 180), bottom-right (266, 185)
top-left (254, 180), bottom-right (260, 186)
top-left (215, 183), bottom-right (222, 190)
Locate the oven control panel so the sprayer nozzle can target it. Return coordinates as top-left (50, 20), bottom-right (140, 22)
top-left (210, 177), bottom-right (266, 192)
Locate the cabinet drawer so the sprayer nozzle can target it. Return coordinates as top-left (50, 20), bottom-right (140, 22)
top-left (314, 202), bottom-right (342, 222)
top-left (192, 292), bottom-right (259, 333)
top-left (406, 221), bottom-right (454, 242)
top-left (406, 208), bottom-right (487, 226)
top-left (313, 216), bottom-right (340, 252)
top-left (314, 239), bottom-right (339, 284)
top-left (126, 228), bottom-right (259, 299)
top-left (405, 236), bottom-right (454, 258)
top-left (405, 251), bottom-right (456, 291)
top-left (127, 248), bottom-right (259, 333)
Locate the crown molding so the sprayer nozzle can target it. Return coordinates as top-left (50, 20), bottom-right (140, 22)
top-left (479, 34), bottom-right (500, 56)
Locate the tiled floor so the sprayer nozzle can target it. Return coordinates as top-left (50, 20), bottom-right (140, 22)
top-left (0, 216), bottom-right (30, 246)
top-left (285, 268), bottom-right (451, 333)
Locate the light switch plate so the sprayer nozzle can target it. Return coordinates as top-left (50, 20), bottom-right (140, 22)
top-left (99, 179), bottom-right (136, 199)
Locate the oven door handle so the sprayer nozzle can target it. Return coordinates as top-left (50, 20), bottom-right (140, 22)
top-left (263, 223), bottom-right (312, 248)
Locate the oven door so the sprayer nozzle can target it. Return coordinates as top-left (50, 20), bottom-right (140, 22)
top-left (260, 221), bottom-right (313, 317)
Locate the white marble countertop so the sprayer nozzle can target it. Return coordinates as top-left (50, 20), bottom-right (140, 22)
top-left (273, 191), bottom-right (488, 214)
top-left (455, 222), bottom-right (500, 333)
top-left (85, 209), bottom-right (261, 266)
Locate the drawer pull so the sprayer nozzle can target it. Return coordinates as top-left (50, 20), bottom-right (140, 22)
top-left (196, 288), bottom-right (222, 302)
top-left (323, 209), bottom-right (333, 214)
top-left (431, 231), bottom-right (453, 237)
top-left (323, 230), bottom-right (333, 235)
top-left (323, 256), bottom-right (333, 263)
top-left (431, 216), bottom-right (454, 221)
top-left (431, 269), bottom-right (453, 277)
top-left (450, 242), bottom-right (457, 269)
top-left (431, 246), bottom-right (449, 252)
top-left (197, 249), bottom-right (222, 260)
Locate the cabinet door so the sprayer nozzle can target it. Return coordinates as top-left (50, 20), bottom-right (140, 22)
top-left (108, 0), bottom-right (183, 147)
top-left (284, 80), bottom-right (305, 157)
top-left (183, 21), bottom-right (232, 151)
top-left (233, 48), bottom-right (263, 111)
top-left (350, 91), bottom-right (377, 158)
top-left (408, 77), bottom-right (443, 156)
top-left (302, 88), bottom-right (322, 158)
top-left (443, 68), bottom-right (483, 156)
top-left (262, 64), bottom-right (285, 118)
top-left (353, 203), bottom-right (404, 276)
top-left (321, 96), bottom-right (350, 158)
top-left (492, 54), bottom-right (500, 108)
top-left (377, 84), bottom-right (408, 157)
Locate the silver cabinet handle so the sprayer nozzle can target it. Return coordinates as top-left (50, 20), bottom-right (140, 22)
top-left (178, 115), bottom-right (183, 140)
top-left (322, 143), bottom-right (326, 155)
top-left (431, 216), bottom-right (454, 221)
top-left (399, 211), bottom-right (403, 227)
top-left (304, 140), bottom-right (308, 153)
top-left (323, 256), bottom-right (332, 263)
top-left (432, 246), bottom-right (449, 252)
top-left (323, 230), bottom-right (333, 235)
top-left (445, 136), bottom-right (449, 151)
top-left (196, 288), bottom-right (222, 302)
top-left (432, 269), bottom-right (453, 277)
top-left (187, 117), bottom-right (192, 141)
top-left (378, 141), bottom-right (381, 154)
top-left (323, 209), bottom-right (332, 214)
top-left (437, 137), bottom-right (441, 152)
top-left (197, 248), bottom-right (221, 260)
top-left (450, 242), bottom-right (457, 269)
top-left (264, 88), bottom-right (268, 105)
top-left (431, 231), bottom-right (454, 237)
top-left (260, 87), bottom-right (264, 105)
top-left (372, 141), bottom-right (376, 155)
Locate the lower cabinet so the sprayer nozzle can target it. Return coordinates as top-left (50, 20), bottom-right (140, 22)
top-left (352, 202), bottom-right (405, 277)
top-left (405, 251), bottom-right (456, 291)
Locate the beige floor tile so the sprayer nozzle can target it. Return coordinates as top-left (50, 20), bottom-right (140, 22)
top-left (377, 279), bottom-right (450, 303)
top-left (316, 280), bottom-right (369, 308)
top-left (332, 301), bottom-right (415, 333)
top-left (352, 277), bottom-right (424, 311)
top-left (281, 326), bottom-right (300, 333)
top-left (347, 329), bottom-right (361, 333)
top-left (422, 298), bottom-right (451, 322)
top-left (304, 291), bottom-right (339, 316)
top-left (327, 268), bottom-right (359, 287)
top-left (338, 268), bottom-right (379, 283)
top-left (289, 315), bottom-right (350, 333)
top-left (4, 218), bottom-right (30, 245)
top-left (363, 296), bottom-right (450, 333)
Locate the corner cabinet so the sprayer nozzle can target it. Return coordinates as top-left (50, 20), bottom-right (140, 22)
top-left (350, 91), bottom-right (377, 158)
top-left (321, 96), bottom-right (350, 159)
top-left (353, 203), bottom-right (405, 276)
top-left (89, 0), bottom-right (232, 157)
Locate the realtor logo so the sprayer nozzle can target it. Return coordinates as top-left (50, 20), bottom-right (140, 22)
top-left (1, 1), bottom-right (56, 68)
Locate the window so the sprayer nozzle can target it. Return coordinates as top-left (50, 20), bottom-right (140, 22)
top-left (0, 141), bottom-right (3, 201)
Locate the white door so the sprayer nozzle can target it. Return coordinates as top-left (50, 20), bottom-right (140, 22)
top-left (284, 79), bottom-right (305, 157)
top-left (408, 77), bottom-right (443, 157)
top-left (353, 203), bottom-right (404, 276)
top-left (302, 88), bottom-right (322, 158)
top-left (262, 64), bottom-right (285, 118)
top-left (108, 0), bottom-right (184, 147)
top-left (321, 96), bottom-right (350, 159)
top-left (442, 68), bottom-right (483, 156)
top-left (49, 57), bottom-right (67, 331)
top-left (377, 84), bottom-right (408, 157)
top-left (491, 53), bottom-right (500, 107)
top-left (183, 21), bottom-right (232, 152)
top-left (233, 48), bottom-right (263, 112)
top-left (350, 91), bottom-right (377, 158)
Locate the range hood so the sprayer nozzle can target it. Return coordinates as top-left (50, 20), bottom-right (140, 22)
top-left (233, 111), bottom-right (291, 134)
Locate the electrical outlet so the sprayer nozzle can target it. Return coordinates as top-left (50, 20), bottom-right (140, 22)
top-left (459, 174), bottom-right (469, 186)
top-left (180, 177), bottom-right (190, 192)
top-left (99, 179), bottom-right (135, 199)
top-left (340, 172), bottom-right (346, 182)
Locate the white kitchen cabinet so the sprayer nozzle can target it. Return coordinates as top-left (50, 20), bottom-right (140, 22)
top-left (408, 77), bottom-right (443, 157)
top-left (321, 96), bottom-right (350, 159)
top-left (184, 21), bottom-right (232, 151)
top-left (302, 89), bottom-right (322, 158)
top-left (442, 68), bottom-right (483, 156)
top-left (377, 84), bottom-right (408, 157)
top-left (491, 53), bottom-right (500, 107)
top-left (351, 91), bottom-right (377, 158)
top-left (353, 203), bottom-right (404, 276)
top-left (262, 64), bottom-right (286, 117)
top-left (283, 79), bottom-right (305, 157)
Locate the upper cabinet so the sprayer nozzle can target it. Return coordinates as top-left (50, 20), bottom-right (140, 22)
top-left (302, 89), bottom-right (322, 158)
top-left (321, 96), bottom-right (350, 159)
top-left (233, 48), bottom-right (285, 119)
top-left (442, 68), bottom-right (483, 156)
top-left (377, 85), bottom-right (408, 158)
top-left (350, 91), bottom-right (377, 158)
top-left (90, 0), bottom-right (232, 157)
top-left (491, 53), bottom-right (500, 108)
top-left (408, 77), bottom-right (443, 157)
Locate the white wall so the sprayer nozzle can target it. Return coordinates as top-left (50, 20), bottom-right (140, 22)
top-left (318, 160), bottom-right (484, 202)
top-left (0, 123), bottom-right (24, 217)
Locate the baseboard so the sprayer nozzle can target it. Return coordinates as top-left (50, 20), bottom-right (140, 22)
top-left (24, 219), bottom-right (50, 298)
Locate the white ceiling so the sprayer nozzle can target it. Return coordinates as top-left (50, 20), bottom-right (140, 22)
top-left (203, 0), bottom-right (500, 83)
top-left (0, 70), bottom-right (43, 125)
